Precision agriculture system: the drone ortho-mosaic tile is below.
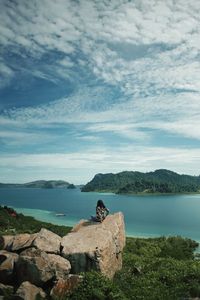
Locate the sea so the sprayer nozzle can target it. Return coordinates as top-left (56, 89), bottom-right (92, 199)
top-left (0, 188), bottom-right (200, 243)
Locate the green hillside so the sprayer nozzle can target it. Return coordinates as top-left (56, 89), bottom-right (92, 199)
top-left (0, 180), bottom-right (71, 189)
top-left (82, 169), bottom-right (200, 194)
top-left (0, 206), bottom-right (71, 237)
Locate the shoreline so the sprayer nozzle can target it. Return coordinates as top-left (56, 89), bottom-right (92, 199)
top-left (82, 190), bottom-right (200, 196)
top-left (7, 205), bottom-right (200, 252)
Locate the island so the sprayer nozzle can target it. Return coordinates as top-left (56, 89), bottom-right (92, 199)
top-left (81, 169), bottom-right (200, 194)
top-left (0, 180), bottom-right (74, 189)
top-left (67, 183), bottom-right (76, 189)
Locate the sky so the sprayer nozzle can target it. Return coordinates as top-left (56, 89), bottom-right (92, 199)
top-left (0, 0), bottom-right (200, 184)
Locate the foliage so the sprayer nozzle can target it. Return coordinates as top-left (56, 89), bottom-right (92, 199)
top-left (67, 184), bottom-right (76, 189)
top-left (0, 206), bottom-right (71, 237)
top-left (0, 180), bottom-right (70, 189)
top-left (82, 169), bottom-right (200, 194)
top-left (65, 271), bottom-right (127, 300)
top-left (114, 236), bottom-right (200, 300)
top-left (63, 236), bottom-right (200, 300)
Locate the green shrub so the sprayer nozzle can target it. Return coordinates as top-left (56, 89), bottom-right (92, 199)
top-left (66, 271), bottom-right (127, 300)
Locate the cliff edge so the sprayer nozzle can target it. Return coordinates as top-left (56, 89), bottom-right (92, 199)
top-left (0, 212), bottom-right (125, 299)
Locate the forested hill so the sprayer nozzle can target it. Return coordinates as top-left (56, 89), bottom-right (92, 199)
top-left (0, 180), bottom-right (71, 189)
top-left (81, 169), bottom-right (200, 194)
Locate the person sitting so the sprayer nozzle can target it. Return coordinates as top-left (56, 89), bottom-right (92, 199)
top-left (96, 199), bottom-right (109, 222)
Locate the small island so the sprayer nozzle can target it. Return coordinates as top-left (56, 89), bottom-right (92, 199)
top-left (81, 169), bottom-right (200, 194)
top-left (0, 180), bottom-right (75, 189)
top-left (67, 184), bottom-right (76, 189)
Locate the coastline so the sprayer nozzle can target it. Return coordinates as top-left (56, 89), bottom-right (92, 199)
top-left (9, 206), bottom-right (200, 253)
top-left (82, 190), bottom-right (200, 196)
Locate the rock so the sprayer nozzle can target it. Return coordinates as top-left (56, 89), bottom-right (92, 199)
top-left (11, 233), bottom-right (37, 252)
top-left (0, 283), bottom-right (13, 297)
top-left (102, 212), bottom-right (126, 251)
top-left (11, 234), bottom-right (37, 252)
top-left (16, 248), bottom-right (55, 287)
top-left (61, 213), bottom-right (125, 279)
top-left (0, 235), bottom-right (14, 251)
top-left (16, 281), bottom-right (46, 300)
top-left (47, 254), bottom-right (71, 279)
top-left (33, 228), bottom-right (61, 254)
top-left (0, 250), bottom-right (19, 284)
top-left (50, 275), bottom-right (83, 299)
top-left (71, 219), bottom-right (89, 233)
top-left (0, 233), bottom-right (37, 253)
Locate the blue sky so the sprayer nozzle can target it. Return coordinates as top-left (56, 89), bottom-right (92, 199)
top-left (0, 0), bottom-right (200, 184)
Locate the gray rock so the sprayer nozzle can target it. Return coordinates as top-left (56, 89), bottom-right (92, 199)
top-left (0, 283), bottom-right (13, 297)
top-left (47, 253), bottom-right (71, 279)
top-left (16, 281), bottom-right (46, 300)
top-left (0, 235), bottom-right (14, 251)
top-left (33, 228), bottom-right (61, 254)
top-left (0, 233), bottom-right (37, 253)
top-left (0, 250), bottom-right (19, 284)
top-left (50, 275), bottom-right (83, 299)
top-left (16, 248), bottom-right (55, 287)
top-left (61, 212), bottom-right (125, 278)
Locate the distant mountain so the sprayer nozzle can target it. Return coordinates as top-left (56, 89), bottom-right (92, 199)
top-left (67, 184), bottom-right (76, 189)
top-left (81, 169), bottom-right (200, 194)
top-left (0, 180), bottom-right (71, 189)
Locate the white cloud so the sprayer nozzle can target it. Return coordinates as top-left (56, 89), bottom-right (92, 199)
top-left (1, 0), bottom-right (200, 181)
top-left (1, 88), bottom-right (200, 142)
top-left (0, 145), bottom-right (200, 183)
top-left (1, 0), bottom-right (200, 92)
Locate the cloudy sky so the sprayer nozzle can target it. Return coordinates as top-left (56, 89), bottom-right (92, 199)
top-left (0, 0), bottom-right (200, 184)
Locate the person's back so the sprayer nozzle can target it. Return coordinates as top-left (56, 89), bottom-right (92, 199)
top-left (96, 200), bottom-right (109, 222)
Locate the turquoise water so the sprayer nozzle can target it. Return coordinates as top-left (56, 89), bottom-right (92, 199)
top-left (0, 188), bottom-right (200, 241)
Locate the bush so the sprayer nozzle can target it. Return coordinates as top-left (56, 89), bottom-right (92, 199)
top-left (66, 271), bottom-right (127, 300)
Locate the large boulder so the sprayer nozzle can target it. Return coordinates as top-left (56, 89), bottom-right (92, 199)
top-left (3, 233), bottom-right (36, 252)
top-left (0, 283), bottom-right (13, 297)
top-left (16, 281), bottom-right (46, 300)
top-left (0, 235), bottom-right (14, 251)
top-left (50, 275), bottom-right (83, 299)
top-left (61, 212), bottom-right (125, 278)
top-left (47, 253), bottom-right (71, 279)
top-left (0, 250), bottom-right (19, 284)
top-left (32, 228), bottom-right (61, 254)
top-left (16, 248), bottom-right (55, 287)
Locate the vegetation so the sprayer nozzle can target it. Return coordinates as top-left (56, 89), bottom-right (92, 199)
top-left (67, 271), bottom-right (127, 300)
top-left (82, 169), bottom-right (200, 194)
top-left (0, 206), bottom-right (71, 237)
top-left (0, 180), bottom-right (71, 189)
top-left (1, 206), bottom-right (200, 299)
top-left (67, 236), bottom-right (200, 300)
top-left (67, 184), bottom-right (76, 189)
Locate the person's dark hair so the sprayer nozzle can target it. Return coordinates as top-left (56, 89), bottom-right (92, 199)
top-left (96, 199), bottom-right (106, 208)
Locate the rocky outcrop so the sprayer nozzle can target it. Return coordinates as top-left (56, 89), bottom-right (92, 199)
top-left (4, 233), bottom-right (36, 252)
top-left (0, 229), bottom-right (61, 255)
top-left (32, 228), bottom-right (61, 254)
top-left (61, 212), bottom-right (125, 279)
top-left (0, 283), bottom-right (13, 297)
top-left (0, 212), bottom-right (126, 297)
top-left (0, 250), bottom-right (19, 284)
top-left (16, 248), bottom-right (56, 287)
top-left (47, 254), bottom-right (71, 279)
top-left (50, 275), bottom-right (83, 299)
top-left (16, 281), bottom-right (46, 300)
